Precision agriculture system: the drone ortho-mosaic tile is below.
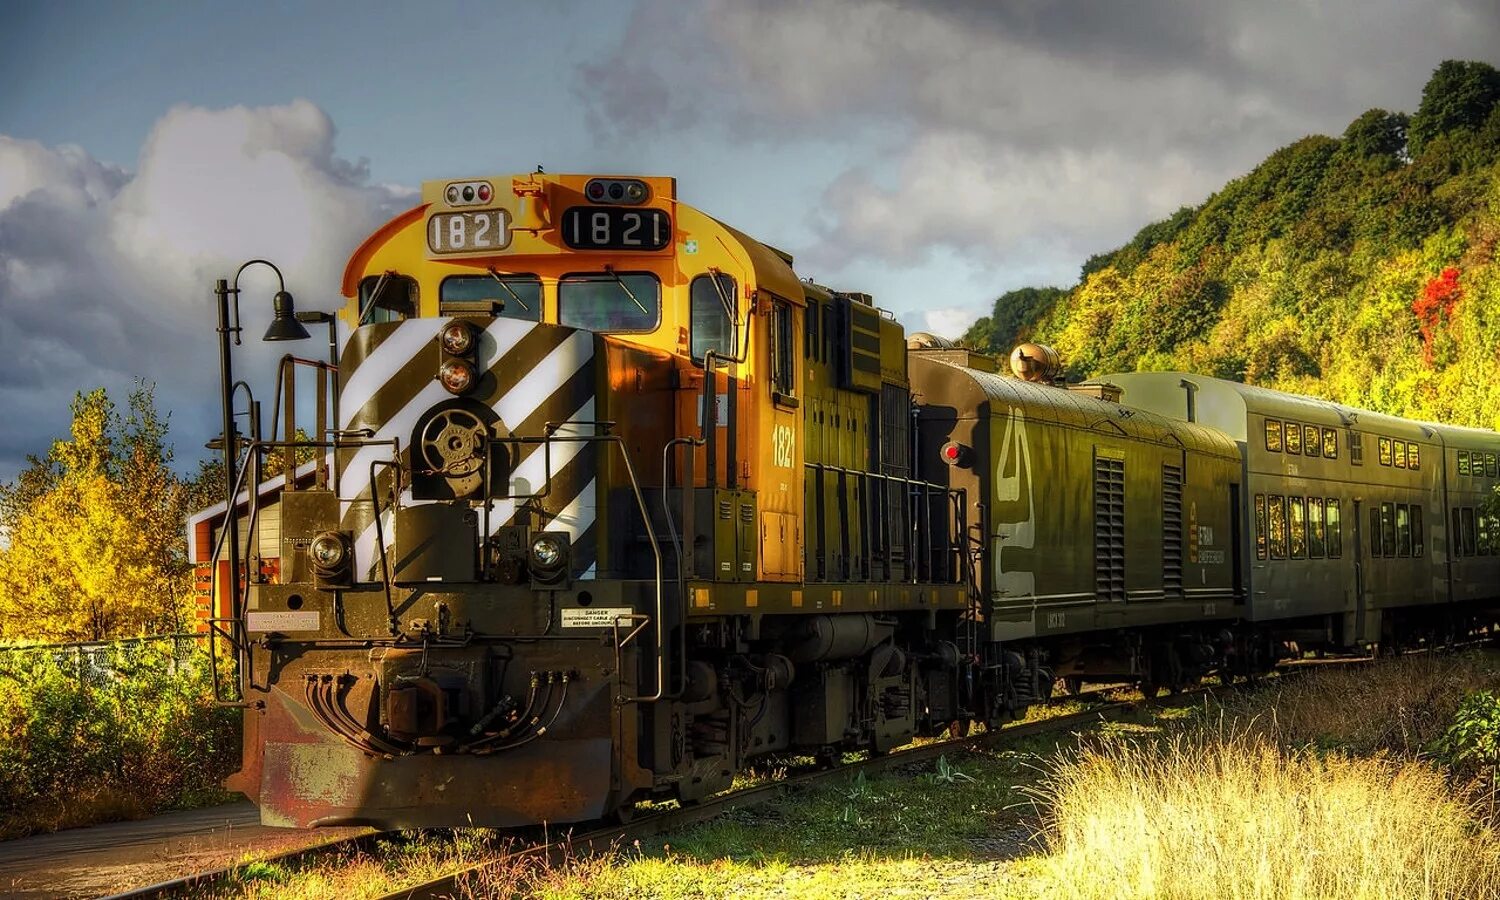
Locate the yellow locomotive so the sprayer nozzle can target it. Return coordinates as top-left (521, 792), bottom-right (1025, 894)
top-left (220, 174), bottom-right (979, 827)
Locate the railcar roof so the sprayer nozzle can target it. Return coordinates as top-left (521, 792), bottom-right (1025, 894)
top-left (911, 356), bottom-right (1239, 458)
top-left (1103, 371), bottom-right (1500, 448)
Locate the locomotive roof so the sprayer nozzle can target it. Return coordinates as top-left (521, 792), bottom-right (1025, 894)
top-left (1102, 371), bottom-right (1500, 450)
top-left (911, 356), bottom-right (1239, 458)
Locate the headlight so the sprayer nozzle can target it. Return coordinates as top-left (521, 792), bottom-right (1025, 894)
top-left (440, 321), bottom-right (476, 355)
top-left (309, 531), bottom-right (348, 570)
top-left (438, 358), bottom-right (477, 394)
top-left (530, 535), bottom-right (564, 569)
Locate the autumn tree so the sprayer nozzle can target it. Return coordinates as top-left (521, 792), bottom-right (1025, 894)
top-left (0, 385), bottom-right (195, 641)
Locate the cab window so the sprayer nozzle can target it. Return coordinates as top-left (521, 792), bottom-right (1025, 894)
top-left (359, 274), bottom-right (417, 324)
top-left (771, 299), bottom-right (796, 399)
top-left (690, 273), bottom-right (736, 361)
top-left (440, 275), bottom-right (541, 321)
top-left (558, 272), bottom-right (660, 333)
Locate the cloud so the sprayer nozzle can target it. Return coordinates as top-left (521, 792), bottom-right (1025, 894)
top-left (578, 0), bottom-right (1500, 307)
top-left (0, 100), bottom-right (406, 479)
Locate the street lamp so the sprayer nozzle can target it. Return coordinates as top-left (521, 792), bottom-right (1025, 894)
top-left (214, 259), bottom-right (310, 699)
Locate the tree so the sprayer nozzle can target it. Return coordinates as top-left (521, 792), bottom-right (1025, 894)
top-left (0, 385), bottom-right (195, 641)
top-left (1341, 108), bottom-right (1409, 161)
top-left (1408, 61), bottom-right (1500, 158)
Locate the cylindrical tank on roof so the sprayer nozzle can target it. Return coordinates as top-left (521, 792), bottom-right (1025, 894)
top-left (1009, 343), bottom-right (1062, 383)
top-left (908, 332), bottom-right (957, 350)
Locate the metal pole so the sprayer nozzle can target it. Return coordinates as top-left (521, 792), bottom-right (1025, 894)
top-left (215, 278), bottom-right (242, 700)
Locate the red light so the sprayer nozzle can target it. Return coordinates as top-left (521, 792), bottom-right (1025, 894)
top-left (944, 445), bottom-right (959, 460)
top-left (477, 184), bottom-right (491, 202)
top-left (587, 181), bottom-right (606, 200)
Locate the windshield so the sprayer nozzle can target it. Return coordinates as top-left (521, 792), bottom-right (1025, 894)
top-left (558, 272), bottom-right (661, 333)
top-left (440, 274), bottom-right (541, 321)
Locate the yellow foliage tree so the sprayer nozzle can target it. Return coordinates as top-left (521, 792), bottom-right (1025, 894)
top-left (0, 386), bottom-right (194, 641)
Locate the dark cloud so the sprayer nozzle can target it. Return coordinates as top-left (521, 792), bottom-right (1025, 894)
top-left (576, 0), bottom-right (1500, 295)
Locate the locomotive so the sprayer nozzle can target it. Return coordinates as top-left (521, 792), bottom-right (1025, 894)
top-left (206, 173), bottom-right (1500, 829)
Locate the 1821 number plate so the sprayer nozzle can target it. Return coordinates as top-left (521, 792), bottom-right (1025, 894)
top-left (428, 209), bottom-right (513, 254)
top-left (561, 207), bottom-right (671, 251)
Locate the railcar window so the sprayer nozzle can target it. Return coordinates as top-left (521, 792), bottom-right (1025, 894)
top-left (1309, 497), bottom-right (1326, 558)
top-left (1488, 452), bottom-right (1498, 478)
top-left (1268, 496), bottom-right (1287, 559)
top-left (1462, 507), bottom-right (1478, 556)
top-left (1314, 495), bottom-right (1326, 558)
top-left (1409, 442), bottom-right (1420, 470)
top-left (1322, 428), bottom-right (1338, 459)
top-left (1265, 420), bottom-right (1283, 452)
top-left (1286, 422), bottom-right (1302, 454)
top-left (439, 274), bottom-right (541, 321)
top-left (771, 300), bottom-right (796, 400)
top-left (1327, 499), bottom-right (1342, 557)
top-left (1351, 432), bottom-right (1364, 465)
top-left (359, 274), bottom-right (418, 324)
top-left (1481, 515), bottom-right (1492, 555)
top-left (1396, 504), bottom-right (1412, 557)
top-left (1459, 451), bottom-right (1471, 476)
top-left (1289, 498), bottom-right (1307, 559)
top-left (1395, 441), bottom-right (1408, 469)
top-left (1454, 508), bottom-right (1465, 557)
top-left (1254, 495), bottom-right (1268, 560)
top-left (690, 273), bottom-right (737, 361)
top-left (558, 272), bottom-right (661, 333)
top-left (1378, 437), bottom-right (1393, 466)
top-left (1303, 425), bottom-right (1319, 456)
top-left (1381, 502), bottom-right (1396, 557)
top-left (1411, 505), bottom-right (1424, 557)
top-left (1370, 507), bottom-right (1383, 557)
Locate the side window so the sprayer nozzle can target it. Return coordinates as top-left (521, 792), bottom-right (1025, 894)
top-left (1394, 441), bottom-right (1407, 469)
top-left (806, 300), bottom-right (818, 360)
top-left (1268, 495), bottom-right (1287, 559)
top-left (1322, 428), bottom-right (1338, 459)
top-left (1378, 437), bottom-right (1392, 466)
top-left (1409, 442), bottom-right (1420, 470)
top-left (359, 274), bottom-right (418, 324)
top-left (1370, 507), bottom-right (1383, 558)
top-left (1254, 494), bottom-right (1268, 560)
top-left (439, 274), bottom-right (541, 321)
top-left (1488, 452), bottom-right (1497, 478)
top-left (1459, 450), bottom-right (1471, 476)
top-left (1265, 420), bottom-right (1283, 452)
top-left (1462, 507), bottom-right (1477, 556)
top-left (1308, 497), bottom-right (1326, 558)
top-left (1396, 504), bottom-right (1412, 557)
top-left (771, 299), bottom-right (796, 399)
top-left (1289, 497), bottom-right (1307, 558)
top-left (1381, 502), bottom-right (1396, 557)
top-left (1327, 499), bottom-right (1342, 558)
top-left (1303, 425), bottom-right (1320, 457)
top-left (690, 273), bottom-right (736, 361)
top-left (1411, 505), bottom-right (1424, 558)
top-left (1351, 432), bottom-right (1364, 466)
top-left (1285, 422), bottom-right (1302, 454)
top-left (1454, 508), bottom-right (1465, 557)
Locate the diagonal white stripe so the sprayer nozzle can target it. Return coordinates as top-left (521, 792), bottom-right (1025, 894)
top-left (339, 319), bottom-right (443, 429)
top-left (495, 330), bottom-right (593, 433)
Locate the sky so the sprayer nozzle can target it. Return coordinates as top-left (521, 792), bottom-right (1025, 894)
top-left (2, 0), bottom-right (1499, 481)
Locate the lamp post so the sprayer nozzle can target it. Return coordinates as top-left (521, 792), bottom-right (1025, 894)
top-left (296, 310), bottom-right (340, 428)
top-left (214, 259), bottom-right (310, 698)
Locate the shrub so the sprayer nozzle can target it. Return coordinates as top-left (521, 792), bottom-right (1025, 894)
top-left (0, 638), bottom-right (241, 837)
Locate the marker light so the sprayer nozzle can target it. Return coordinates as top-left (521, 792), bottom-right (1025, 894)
top-left (608, 182), bottom-right (624, 200)
top-left (447, 186), bottom-right (460, 203)
top-left (587, 181), bottom-right (606, 200)
top-left (310, 532), bottom-right (347, 569)
top-left (440, 321), bottom-right (476, 355)
top-left (477, 184), bottom-right (491, 202)
top-left (625, 182), bottom-right (646, 202)
top-left (940, 441), bottom-right (970, 467)
top-left (439, 358), bottom-right (477, 394)
top-left (462, 185), bottom-right (475, 202)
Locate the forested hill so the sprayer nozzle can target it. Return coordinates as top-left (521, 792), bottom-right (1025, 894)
top-left (961, 60), bottom-right (1500, 430)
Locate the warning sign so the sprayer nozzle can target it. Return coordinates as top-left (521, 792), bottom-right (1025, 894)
top-left (560, 607), bottom-right (635, 628)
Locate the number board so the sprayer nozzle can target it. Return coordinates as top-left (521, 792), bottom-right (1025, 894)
top-left (561, 207), bottom-right (671, 251)
top-left (429, 209), bottom-right (513, 254)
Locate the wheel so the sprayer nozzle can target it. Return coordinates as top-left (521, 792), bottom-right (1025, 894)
top-left (605, 801), bottom-right (636, 825)
top-left (1139, 679), bottom-right (1162, 700)
top-left (1063, 676), bottom-right (1085, 696)
top-left (947, 719), bottom-right (971, 739)
top-left (815, 747), bottom-right (839, 770)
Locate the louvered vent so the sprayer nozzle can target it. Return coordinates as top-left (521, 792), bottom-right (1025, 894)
top-left (1162, 464), bottom-right (1183, 597)
top-left (1094, 456), bottom-right (1126, 602)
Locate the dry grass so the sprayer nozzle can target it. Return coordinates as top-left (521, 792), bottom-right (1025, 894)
top-left (1029, 727), bottom-right (1500, 900)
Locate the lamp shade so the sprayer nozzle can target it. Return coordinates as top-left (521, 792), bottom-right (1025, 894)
top-left (263, 291), bottom-right (312, 341)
